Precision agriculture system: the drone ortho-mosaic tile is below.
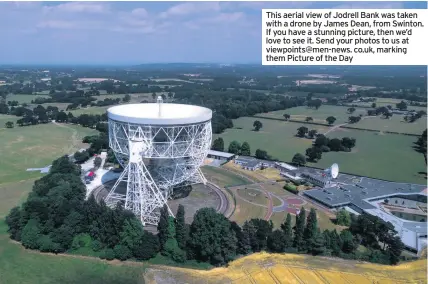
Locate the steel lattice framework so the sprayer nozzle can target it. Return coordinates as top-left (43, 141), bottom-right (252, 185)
top-left (105, 102), bottom-right (212, 225)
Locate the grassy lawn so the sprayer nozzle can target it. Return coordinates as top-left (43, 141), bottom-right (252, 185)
top-left (311, 129), bottom-right (426, 184)
top-left (258, 105), bottom-right (366, 124)
top-left (201, 166), bottom-right (251, 187)
top-left (0, 123), bottom-right (98, 184)
top-left (229, 190), bottom-right (267, 225)
top-left (0, 114), bottom-right (19, 129)
top-left (346, 115), bottom-right (426, 135)
top-left (217, 117), bottom-right (425, 184)
top-left (353, 98), bottom-right (427, 112)
top-left (215, 117), bottom-right (326, 165)
top-left (0, 179), bottom-right (35, 218)
top-left (6, 94), bottom-right (51, 104)
top-left (0, 221), bottom-right (145, 284)
top-left (70, 106), bottom-right (110, 116)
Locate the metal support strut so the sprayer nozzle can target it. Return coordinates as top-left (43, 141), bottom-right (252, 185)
top-left (105, 139), bottom-right (174, 225)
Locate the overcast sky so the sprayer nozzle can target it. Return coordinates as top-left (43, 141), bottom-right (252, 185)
top-left (0, 1), bottom-right (425, 64)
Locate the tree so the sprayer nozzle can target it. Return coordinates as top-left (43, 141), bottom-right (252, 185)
top-left (163, 216), bottom-right (186, 262)
top-left (326, 116), bottom-right (336, 125)
top-left (311, 232), bottom-right (326, 256)
top-left (240, 142), bottom-right (251, 156)
top-left (328, 138), bottom-right (343, 152)
top-left (21, 219), bottom-right (41, 250)
top-left (119, 218), bottom-right (144, 256)
top-left (303, 208), bottom-right (318, 250)
top-left (152, 92), bottom-right (157, 100)
top-left (228, 141), bottom-right (241, 154)
top-left (348, 116), bottom-right (361, 124)
top-left (340, 230), bottom-right (357, 254)
top-left (253, 120), bottom-right (262, 131)
top-left (305, 147), bottom-right (322, 162)
top-left (347, 107), bottom-right (356, 114)
top-left (239, 221), bottom-right (255, 255)
top-left (212, 137), bottom-right (224, 152)
top-left (267, 229), bottom-right (286, 253)
top-left (122, 94), bottom-right (131, 103)
top-left (133, 231), bottom-right (160, 260)
top-left (296, 126), bottom-right (308, 138)
top-left (157, 204), bottom-right (169, 250)
top-left (305, 117), bottom-right (313, 122)
top-left (93, 156), bottom-right (102, 168)
top-left (341, 137), bottom-right (356, 149)
top-left (5, 121), bottom-right (14, 128)
top-left (396, 100), bottom-right (407, 111)
top-left (255, 149), bottom-right (268, 160)
top-left (336, 209), bottom-right (351, 226)
top-left (386, 236), bottom-right (404, 265)
top-left (6, 207), bottom-right (23, 240)
top-left (314, 134), bottom-right (329, 148)
top-left (281, 213), bottom-right (293, 248)
top-left (293, 207), bottom-right (306, 251)
top-left (308, 129), bottom-right (317, 139)
top-left (371, 102), bottom-right (377, 108)
top-left (291, 153), bottom-right (306, 166)
top-left (414, 129), bottom-right (427, 164)
top-left (175, 204), bottom-right (188, 250)
top-left (113, 244), bottom-right (132, 260)
top-left (188, 208), bottom-right (237, 265)
top-left (74, 150), bottom-right (90, 164)
top-left (283, 114), bottom-right (290, 121)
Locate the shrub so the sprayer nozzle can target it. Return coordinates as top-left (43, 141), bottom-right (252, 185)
top-left (113, 245), bottom-right (132, 261)
top-left (290, 179), bottom-right (301, 186)
top-left (91, 240), bottom-right (103, 252)
top-left (283, 184), bottom-right (298, 194)
top-left (100, 248), bottom-right (115, 260)
top-left (71, 233), bottom-right (92, 250)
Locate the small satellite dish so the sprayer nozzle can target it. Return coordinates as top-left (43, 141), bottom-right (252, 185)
top-left (330, 163), bottom-right (339, 179)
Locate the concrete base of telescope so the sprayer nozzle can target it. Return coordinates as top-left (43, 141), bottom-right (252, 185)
top-left (92, 178), bottom-right (232, 233)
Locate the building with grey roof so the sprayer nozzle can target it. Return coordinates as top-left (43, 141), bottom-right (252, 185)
top-left (304, 178), bottom-right (427, 254)
top-left (234, 156), bottom-right (275, 171)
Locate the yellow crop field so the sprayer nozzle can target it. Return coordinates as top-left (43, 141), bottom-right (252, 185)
top-left (144, 252), bottom-right (428, 284)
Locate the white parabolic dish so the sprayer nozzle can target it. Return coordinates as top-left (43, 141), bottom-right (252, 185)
top-left (107, 103), bottom-right (212, 125)
top-left (331, 163), bottom-right (339, 179)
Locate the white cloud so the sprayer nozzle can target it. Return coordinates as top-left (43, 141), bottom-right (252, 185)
top-left (160, 2), bottom-right (221, 18)
top-left (43, 2), bottom-right (110, 14)
top-left (37, 20), bottom-right (77, 29)
top-left (131, 8), bottom-right (148, 18)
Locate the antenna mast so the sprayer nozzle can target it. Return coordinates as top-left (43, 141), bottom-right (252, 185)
top-left (157, 95), bottom-right (163, 117)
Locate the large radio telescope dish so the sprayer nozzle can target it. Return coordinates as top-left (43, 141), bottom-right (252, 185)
top-left (104, 97), bottom-right (212, 225)
top-left (330, 163), bottom-right (339, 179)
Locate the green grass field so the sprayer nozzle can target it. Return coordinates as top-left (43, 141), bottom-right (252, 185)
top-left (201, 166), bottom-right (251, 187)
top-left (258, 105), bottom-right (367, 124)
top-left (312, 129), bottom-right (426, 184)
top-left (0, 123), bottom-right (98, 184)
top-left (351, 98), bottom-right (427, 112)
top-left (346, 115), bottom-right (426, 135)
top-left (0, 114), bottom-right (19, 129)
top-left (216, 117), bottom-right (426, 184)
top-left (6, 94), bottom-right (51, 104)
top-left (70, 106), bottom-right (110, 116)
top-left (0, 221), bottom-right (145, 284)
top-left (215, 117), bottom-right (326, 163)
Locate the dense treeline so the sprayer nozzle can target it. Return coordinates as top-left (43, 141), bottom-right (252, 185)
top-left (5, 157), bottom-right (404, 267)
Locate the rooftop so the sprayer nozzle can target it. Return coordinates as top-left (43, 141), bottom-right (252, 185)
top-left (304, 178), bottom-right (426, 209)
top-left (207, 150), bottom-right (235, 158)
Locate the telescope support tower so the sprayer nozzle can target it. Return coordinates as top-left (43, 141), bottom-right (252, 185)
top-left (105, 140), bottom-right (174, 225)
